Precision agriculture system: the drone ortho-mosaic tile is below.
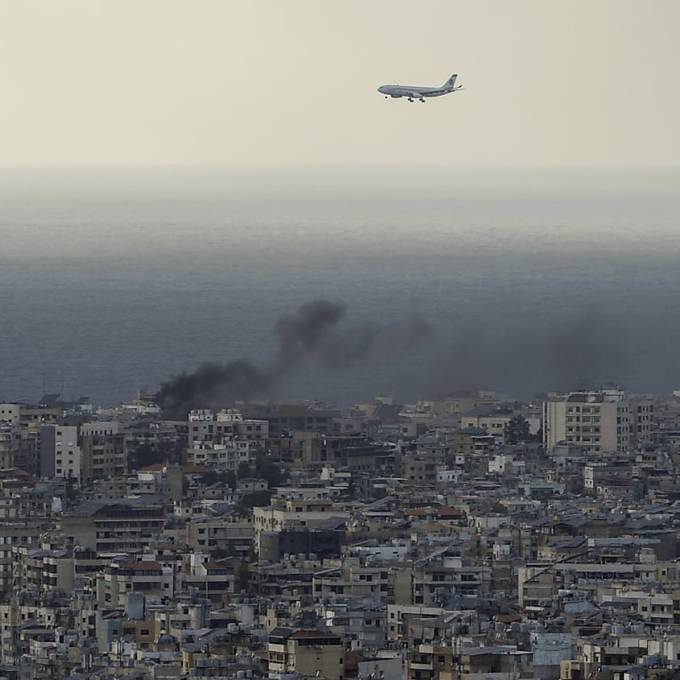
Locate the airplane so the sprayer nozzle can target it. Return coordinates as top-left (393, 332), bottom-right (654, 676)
top-left (377, 74), bottom-right (462, 102)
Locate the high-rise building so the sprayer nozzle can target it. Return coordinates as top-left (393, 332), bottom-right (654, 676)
top-left (40, 425), bottom-right (81, 481)
top-left (543, 390), bottom-right (654, 454)
top-left (80, 432), bottom-right (126, 483)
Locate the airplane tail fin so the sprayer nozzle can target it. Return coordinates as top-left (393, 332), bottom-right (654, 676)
top-left (443, 74), bottom-right (458, 89)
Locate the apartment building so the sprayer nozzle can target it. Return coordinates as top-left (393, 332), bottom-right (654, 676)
top-left (187, 409), bottom-right (268, 448)
top-left (267, 627), bottom-right (344, 680)
top-left (39, 425), bottom-right (81, 481)
top-left (186, 439), bottom-right (254, 471)
top-left (80, 432), bottom-right (126, 483)
top-left (60, 498), bottom-right (166, 553)
top-left (543, 390), bottom-right (654, 454)
top-left (99, 561), bottom-right (174, 607)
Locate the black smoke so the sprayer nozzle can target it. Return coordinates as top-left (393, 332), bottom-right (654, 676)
top-left (317, 314), bottom-right (432, 368)
top-left (270, 300), bottom-right (346, 379)
top-left (423, 306), bottom-right (630, 399)
top-left (157, 300), bottom-right (431, 418)
top-left (157, 361), bottom-right (270, 418)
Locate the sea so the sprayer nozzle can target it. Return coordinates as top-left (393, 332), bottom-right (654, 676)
top-left (1, 165), bottom-right (679, 406)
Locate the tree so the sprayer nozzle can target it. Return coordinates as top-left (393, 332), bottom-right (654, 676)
top-left (200, 470), bottom-right (220, 486)
top-left (130, 439), bottom-right (183, 470)
top-left (504, 415), bottom-right (531, 445)
top-left (237, 461), bottom-right (252, 479)
top-left (224, 471), bottom-right (237, 490)
top-left (199, 470), bottom-right (237, 488)
top-left (238, 490), bottom-right (272, 510)
top-left (254, 453), bottom-right (286, 487)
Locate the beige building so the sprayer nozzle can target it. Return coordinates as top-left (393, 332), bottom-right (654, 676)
top-left (98, 560), bottom-right (174, 608)
top-left (80, 432), bottom-right (126, 483)
top-left (253, 498), bottom-right (348, 555)
top-left (407, 643), bottom-right (454, 680)
top-left (0, 522), bottom-right (44, 592)
top-left (460, 412), bottom-right (513, 443)
top-left (61, 498), bottom-right (166, 554)
top-left (186, 517), bottom-right (253, 557)
top-left (268, 627), bottom-right (344, 680)
top-left (543, 390), bottom-right (654, 454)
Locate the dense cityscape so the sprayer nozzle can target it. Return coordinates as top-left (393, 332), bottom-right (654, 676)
top-left (4, 2), bottom-right (680, 680)
top-left (0, 384), bottom-right (679, 679)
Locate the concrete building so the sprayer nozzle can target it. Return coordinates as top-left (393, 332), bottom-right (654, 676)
top-left (80, 432), bottom-right (126, 483)
top-left (543, 390), bottom-right (654, 454)
top-left (98, 561), bottom-right (174, 608)
top-left (0, 427), bottom-right (14, 469)
top-left (60, 498), bottom-right (166, 553)
top-left (187, 409), bottom-right (268, 448)
top-left (267, 628), bottom-right (344, 680)
top-left (0, 405), bottom-right (20, 425)
top-left (0, 522), bottom-right (44, 592)
top-left (39, 425), bottom-right (81, 481)
top-left (186, 439), bottom-right (254, 471)
top-left (460, 408), bottom-right (515, 443)
top-left (186, 518), bottom-right (254, 557)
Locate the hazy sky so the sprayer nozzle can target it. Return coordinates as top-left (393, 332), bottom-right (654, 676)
top-left (1, 0), bottom-right (679, 166)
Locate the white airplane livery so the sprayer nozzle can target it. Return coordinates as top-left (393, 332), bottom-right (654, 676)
top-left (378, 74), bottom-right (462, 102)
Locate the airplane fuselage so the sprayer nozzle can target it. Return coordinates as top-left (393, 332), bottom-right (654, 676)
top-left (377, 85), bottom-right (451, 98)
top-left (377, 74), bottom-right (461, 102)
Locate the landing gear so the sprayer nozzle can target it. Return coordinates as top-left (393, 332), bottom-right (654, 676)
top-left (419, 98), bottom-right (425, 103)
top-left (408, 98), bottom-right (414, 102)
top-left (384, 96), bottom-right (388, 99)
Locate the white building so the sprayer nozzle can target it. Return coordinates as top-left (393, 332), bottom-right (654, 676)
top-left (0, 404), bottom-right (20, 425)
top-left (436, 466), bottom-right (460, 484)
top-left (40, 425), bottom-right (81, 481)
top-left (80, 421), bottom-right (119, 437)
top-left (187, 409), bottom-right (268, 448)
top-left (488, 453), bottom-right (525, 477)
top-left (187, 439), bottom-right (254, 471)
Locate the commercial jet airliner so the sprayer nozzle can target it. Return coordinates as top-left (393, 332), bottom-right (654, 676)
top-left (377, 74), bottom-right (463, 102)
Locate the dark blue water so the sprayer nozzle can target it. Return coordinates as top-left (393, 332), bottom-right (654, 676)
top-left (1, 166), bottom-right (679, 405)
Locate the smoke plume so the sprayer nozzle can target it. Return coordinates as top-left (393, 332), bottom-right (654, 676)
top-left (318, 314), bottom-right (432, 368)
top-left (424, 307), bottom-right (629, 399)
top-left (157, 300), bottom-right (430, 418)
